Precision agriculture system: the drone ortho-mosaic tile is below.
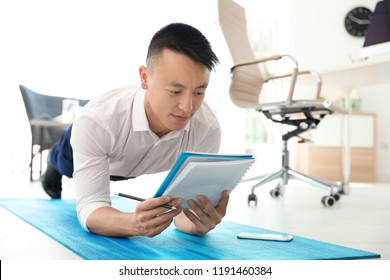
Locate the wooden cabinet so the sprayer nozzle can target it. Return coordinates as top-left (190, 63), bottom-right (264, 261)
top-left (297, 113), bottom-right (376, 182)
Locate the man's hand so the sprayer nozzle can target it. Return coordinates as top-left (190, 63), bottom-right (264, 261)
top-left (86, 195), bottom-right (182, 237)
top-left (174, 190), bottom-right (229, 235)
top-left (133, 196), bottom-right (183, 237)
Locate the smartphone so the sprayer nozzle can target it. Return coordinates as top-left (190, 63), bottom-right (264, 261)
top-left (237, 232), bottom-right (294, 242)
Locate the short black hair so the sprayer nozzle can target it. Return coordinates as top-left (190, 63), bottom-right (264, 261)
top-left (146, 23), bottom-right (219, 70)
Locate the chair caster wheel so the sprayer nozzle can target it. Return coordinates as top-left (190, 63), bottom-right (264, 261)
top-left (332, 193), bottom-right (341, 201)
top-left (270, 189), bottom-right (280, 198)
top-left (321, 195), bottom-right (335, 207)
top-left (248, 193), bottom-right (257, 206)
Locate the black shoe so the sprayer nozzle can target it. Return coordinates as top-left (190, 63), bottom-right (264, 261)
top-left (41, 164), bottom-right (63, 199)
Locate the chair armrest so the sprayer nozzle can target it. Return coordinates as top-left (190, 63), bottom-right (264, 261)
top-left (231, 54), bottom-right (299, 101)
top-left (265, 70), bottom-right (322, 99)
top-left (230, 54), bottom-right (298, 72)
top-left (296, 70), bottom-right (322, 99)
top-left (271, 70), bottom-right (321, 100)
top-left (231, 54), bottom-right (322, 101)
top-left (231, 54), bottom-right (282, 71)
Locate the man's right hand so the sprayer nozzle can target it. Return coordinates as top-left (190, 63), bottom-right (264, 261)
top-left (85, 195), bottom-right (182, 237)
top-left (132, 195), bottom-right (183, 237)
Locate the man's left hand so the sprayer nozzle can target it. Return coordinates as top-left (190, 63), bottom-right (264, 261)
top-left (174, 190), bottom-right (229, 235)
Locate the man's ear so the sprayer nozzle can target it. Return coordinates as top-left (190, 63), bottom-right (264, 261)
top-left (139, 66), bottom-right (148, 90)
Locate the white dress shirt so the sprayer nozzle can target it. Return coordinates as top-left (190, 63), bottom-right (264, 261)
top-left (70, 85), bottom-right (221, 230)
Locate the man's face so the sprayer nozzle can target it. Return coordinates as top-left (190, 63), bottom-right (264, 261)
top-left (139, 49), bottom-right (211, 137)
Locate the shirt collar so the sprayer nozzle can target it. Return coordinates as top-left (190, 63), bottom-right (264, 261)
top-left (132, 89), bottom-right (149, 131)
top-left (132, 89), bottom-right (190, 133)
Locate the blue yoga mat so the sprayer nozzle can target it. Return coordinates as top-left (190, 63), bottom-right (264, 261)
top-left (0, 198), bottom-right (380, 260)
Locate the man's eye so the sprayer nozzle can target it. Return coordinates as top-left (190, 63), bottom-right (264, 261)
top-left (195, 91), bottom-right (205, 96)
top-left (169, 90), bottom-right (181, 94)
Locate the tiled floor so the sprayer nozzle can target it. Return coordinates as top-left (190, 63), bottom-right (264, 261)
top-left (1, 169), bottom-right (389, 259)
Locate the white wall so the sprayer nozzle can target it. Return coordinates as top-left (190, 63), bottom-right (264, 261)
top-left (290, 0), bottom-right (372, 69)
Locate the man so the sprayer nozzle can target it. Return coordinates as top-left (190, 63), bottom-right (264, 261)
top-left (42, 23), bottom-right (228, 238)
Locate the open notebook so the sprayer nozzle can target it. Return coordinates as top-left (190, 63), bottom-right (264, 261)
top-left (153, 152), bottom-right (254, 208)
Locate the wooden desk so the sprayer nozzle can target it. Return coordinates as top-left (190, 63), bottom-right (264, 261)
top-left (297, 112), bottom-right (377, 182)
top-left (314, 54), bottom-right (390, 191)
top-left (29, 118), bottom-right (71, 181)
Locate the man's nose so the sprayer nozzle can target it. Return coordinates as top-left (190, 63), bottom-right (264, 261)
top-left (178, 92), bottom-right (193, 113)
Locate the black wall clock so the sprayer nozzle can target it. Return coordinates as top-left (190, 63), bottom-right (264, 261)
top-left (344, 6), bottom-right (373, 37)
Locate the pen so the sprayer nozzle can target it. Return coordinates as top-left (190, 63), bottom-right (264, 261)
top-left (113, 192), bottom-right (175, 210)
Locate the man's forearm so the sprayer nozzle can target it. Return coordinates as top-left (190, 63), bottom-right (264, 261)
top-left (86, 206), bottom-right (139, 237)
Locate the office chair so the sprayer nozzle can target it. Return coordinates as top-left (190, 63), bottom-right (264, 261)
top-left (19, 85), bottom-right (89, 181)
top-left (218, 0), bottom-right (348, 207)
